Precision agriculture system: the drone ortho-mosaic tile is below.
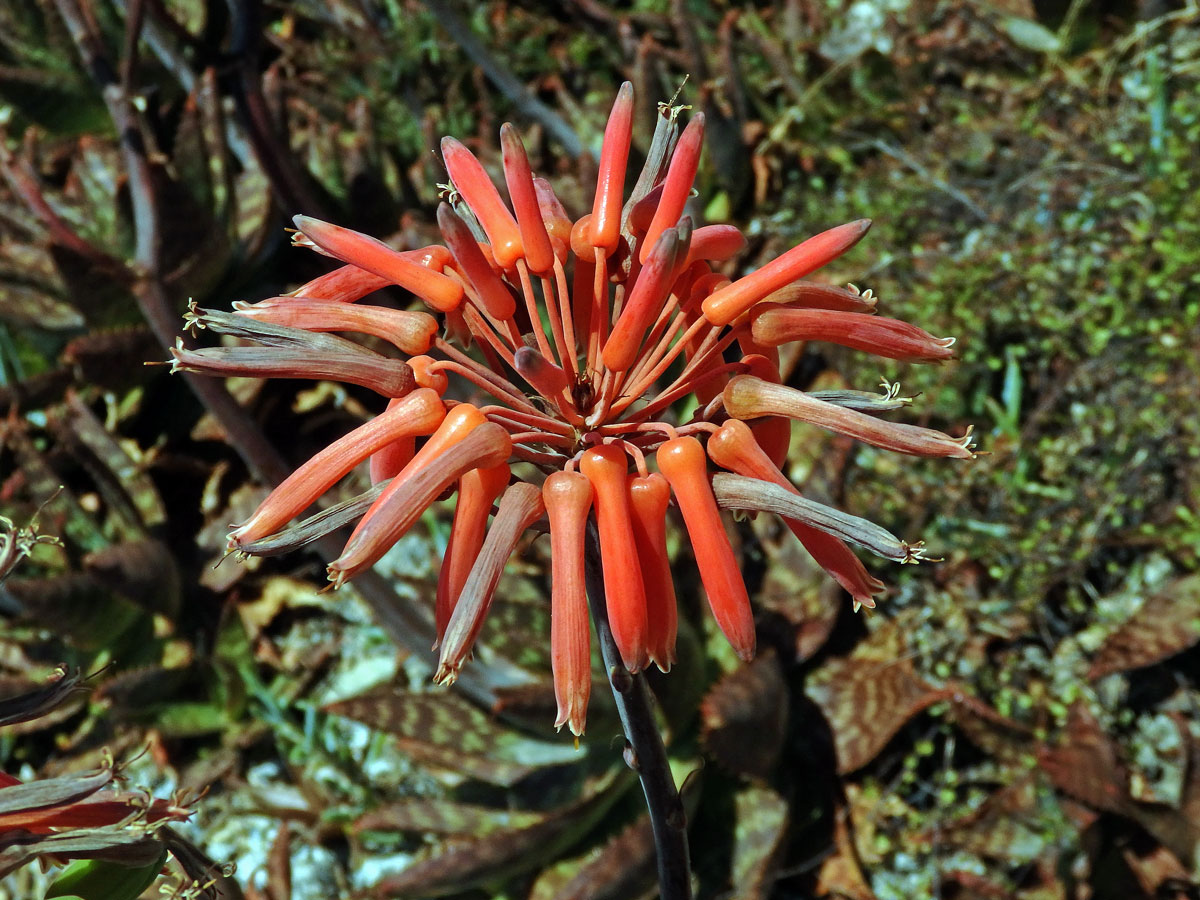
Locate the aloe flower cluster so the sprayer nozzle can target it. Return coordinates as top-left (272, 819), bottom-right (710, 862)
top-left (175, 84), bottom-right (972, 735)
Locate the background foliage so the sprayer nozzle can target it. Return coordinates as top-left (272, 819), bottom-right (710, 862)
top-left (1, 0), bottom-right (1198, 898)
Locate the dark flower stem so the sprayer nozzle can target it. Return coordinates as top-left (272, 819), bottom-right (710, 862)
top-left (584, 520), bottom-right (691, 900)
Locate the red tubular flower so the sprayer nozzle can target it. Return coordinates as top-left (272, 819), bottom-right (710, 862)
top-left (436, 462), bottom-right (511, 643)
top-left (501, 124), bottom-right (557, 277)
top-left (724, 375), bottom-right (975, 458)
top-left (627, 473), bottom-right (678, 672)
top-left (751, 306), bottom-right (956, 361)
top-left (580, 444), bottom-right (649, 672)
top-left (436, 202), bottom-right (518, 321)
top-left (543, 471), bottom-right (594, 735)
top-left (436, 482), bottom-right (545, 683)
top-left (441, 137), bottom-right (524, 270)
top-left (184, 84), bottom-right (970, 733)
top-left (640, 113), bottom-right (704, 263)
top-left (701, 219), bottom-right (873, 326)
top-left (589, 82), bottom-right (635, 252)
top-left (708, 418), bottom-right (885, 607)
top-left (227, 388), bottom-right (446, 548)
top-left (656, 436), bottom-right (756, 660)
top-left (292, 215), bottom-right (463, 311)
top-left (234, 297), bottom-right (439, 356)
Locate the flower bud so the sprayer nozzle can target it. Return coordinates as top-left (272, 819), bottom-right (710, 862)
top-left (440, 137), bottom-right (524, 269)
top-left (751, 307), bottom-right (955, 362)
top-left (590, 82), bottom-right (635, 252)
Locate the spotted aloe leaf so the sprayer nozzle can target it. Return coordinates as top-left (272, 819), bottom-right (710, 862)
top-left (355, 799), bottom-right (543, 838)
top-left (364, 770), bottom-right (631, 898)
top-left (730, 785), bottom-right (789, 900)
top-left (807, 653), bottom-right (950, 774)
top-left (532, 813), bottom-right (657, 900)
top-left (324, 687), bottom-right (579, 787)
top-left (1087, 573), bottom-right (1200, 681)
top-left (700, 650), bottom-right (787, 780)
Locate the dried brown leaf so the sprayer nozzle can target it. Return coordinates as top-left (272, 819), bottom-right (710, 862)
top-left (701, 650), bottom-right (788, 779)
top-left (807, 654), bottom-right (948, 774)
top-left (729, 785), bottom-right (789, 899)
top-left (1088, 574), bottom-right (1200, 680)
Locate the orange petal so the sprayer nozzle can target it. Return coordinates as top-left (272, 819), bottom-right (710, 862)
top-left (701, 219), bottom-right (871, 326)
top-left (436, 482), bottom-right (545, 683)
top-left (229, 388), bottom-right (445, 548)
top-left (589, 82), bottom-right (634, 252)
top-left (724, 375), bottom-right (976, 458)
top-left (640, 113), bottom-right (705, 264)
top-left (579, 444), bottom-right (649, 671)
top-left (440, 136), bottom-right (524, 269)
top-left (501, 124), bottom-right (556, 276)
top-left (707, 418), bottom-right (885, 606)
top-left (436, 202), bottom-right (518, 320)
top-left (627, 473), bottom-right (677, 672)
top-left (655, 436), bottom-right (755, 660)
top-left (292, 216), bottom-right (463, 312)
top-left (436, 462), bottom-right (511, 642)
top-left (738, 355), bottom-right (790, 470)
top-left (543, 470), bottom-right (595, 735)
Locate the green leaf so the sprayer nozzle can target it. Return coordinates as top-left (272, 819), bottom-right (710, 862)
top-left (46, 851), bottom-right (168, 900)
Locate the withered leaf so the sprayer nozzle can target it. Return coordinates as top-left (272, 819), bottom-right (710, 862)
top-left (730, 785), bottom-right (789, 899)
top-left (1088, 574), bottom-right (1200, 681)
top-left (701, 650), bottom-right (788, 779)
top-left (1037, 703), bottom-right (1134, 817)
top-left (0, 768), bottom-right (111, 818)
top-left (83, 539), bottom-right (181, 618)
top-left (0, 829), bottom-right (164, 880)
top-left (807, 654), bottom-right (948, 774)
top-left (815, 808), bottom-right (876, 900)
top-left (0, 667), bottom-right (84, 728)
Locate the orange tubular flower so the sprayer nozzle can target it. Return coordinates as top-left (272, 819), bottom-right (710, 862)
top-left (657, 436), bottom-right (755, 660)
top-left (436, 462), bottom-right (512, 642)
top-left (627, 473), bottom-right (678, 672)
top-left (580, 444), bottom-right (650, 672)
top-left (543, 471), bottom-right (595, 735)
top-left (183, 84), bottom-right (970, 733)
